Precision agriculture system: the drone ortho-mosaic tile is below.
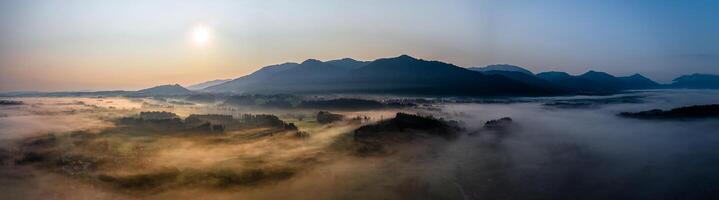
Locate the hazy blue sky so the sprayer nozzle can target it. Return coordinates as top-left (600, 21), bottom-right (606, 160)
top-left (1, 0), bottom-right (717, 91)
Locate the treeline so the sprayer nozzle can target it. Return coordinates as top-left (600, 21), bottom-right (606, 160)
top-left (354, 112), bottom-right (462, 140)
top-left (117, 111), bottom-right (296, 133)
top-left (0, 100), bottom-right (23, 105)
top-left (217, 94), bottom-right (416, 110)
top-left (620, 104), bottom-right (719, 119)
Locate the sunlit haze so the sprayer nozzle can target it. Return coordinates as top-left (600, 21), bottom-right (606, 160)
top-left (191, 25), bottom-right (211, 47)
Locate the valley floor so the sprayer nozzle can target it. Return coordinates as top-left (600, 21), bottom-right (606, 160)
top-left (1, 90), bottom-right (719, 199)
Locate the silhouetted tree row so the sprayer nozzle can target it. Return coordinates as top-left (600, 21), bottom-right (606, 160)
top-left (484, 117), bottom-right (513, 130)
top-left (620, 104), bottom-right (719, 119)
top-left (117, 112), bottom-right (296, 133)
top-left (0, 100), bottom-right (23, 105)
top-left (316, 111), bottom-right (344, 124)
top-left (354, 112), bottom-right (461, 141)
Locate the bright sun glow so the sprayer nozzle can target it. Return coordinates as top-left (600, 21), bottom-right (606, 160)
top-left (192, 25), bottom-right (211, 46)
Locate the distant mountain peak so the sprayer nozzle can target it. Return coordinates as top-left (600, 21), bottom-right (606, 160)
top-left (468, 64), bottom-right (533, 75)
top-left (673, 73), bottom-right (719, 81)
top-left (541, 71), bottom-right (570, 75)
top-left (618, 73), bottom-right (659, 88)
top-left (581, 70), bottom-right (615, 78)
top-left (187, 79), bottom-right (231, 90)
top-left (396, 54), bottom-right (417, 60)
top-left (670, 73), bottom-right (719, 89)
top-left (326, 57), bottom-right (369, 69)
top-left (338, 58), bottom-right (357, 62)
top-left (628, 73), bottom-right (652, 80)
top-left (301, 59), bottom-right (323, 65)
top-left (369, 54), bottom-right (421, 65)
top-left (135, 84), bottom-right (192, 96)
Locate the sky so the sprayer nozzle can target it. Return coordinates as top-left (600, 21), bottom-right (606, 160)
top-left (0, 0), bottom-right (718, 92)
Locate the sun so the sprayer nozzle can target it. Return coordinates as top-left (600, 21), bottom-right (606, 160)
top-left (191, 25), bottom-right (211, 46)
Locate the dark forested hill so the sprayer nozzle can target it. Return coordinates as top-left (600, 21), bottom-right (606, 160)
top-left (534, 70), bottom-right (660, 94)
top-left (468, 64), bottom-right (534, 75)
top-left (670, 74), bottom-right (719, 89)
top-left (204, 55), bottom-right (673, 96)
top-left (206, 55), bottom-right (561, 96)
top-left (132, 84), bottom-right (193, 96)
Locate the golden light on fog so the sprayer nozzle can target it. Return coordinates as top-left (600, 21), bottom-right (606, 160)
top-left (192, 25), bottom-right (211, 46)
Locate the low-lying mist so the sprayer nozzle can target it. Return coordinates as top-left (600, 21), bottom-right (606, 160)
top-left (1, 90), bottom-right (718, 199)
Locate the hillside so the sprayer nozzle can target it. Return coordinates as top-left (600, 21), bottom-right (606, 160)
top-left (206, 55), bottom-right (562, 96)
top-left (468, 64), bottom-right (534, 75)
top-left (187, 79), bottom-right (231, 90)
top-left (670, 73), bottom-right (719, 89)
top-left (132, 84), bottom-right (193, 96)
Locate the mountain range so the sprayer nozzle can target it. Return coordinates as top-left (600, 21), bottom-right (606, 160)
top-left (670, 73), bottom-right (719, 89)
top-left (534, 71), bottom-right (661, 93)
top-left (206, 55), bottom-right (560, 96)
top-left (1, 55), bottom-right (717, 97)
top-left (204, 55), bottom-right (683, 96)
